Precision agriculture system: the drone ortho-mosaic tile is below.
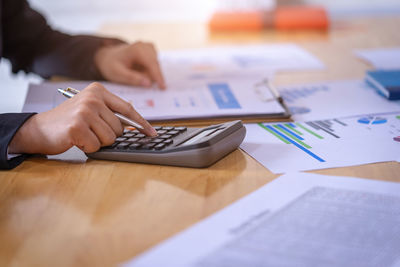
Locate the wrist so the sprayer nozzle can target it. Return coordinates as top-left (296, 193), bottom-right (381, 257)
top-left (8, 114), bottom-right (41, 154)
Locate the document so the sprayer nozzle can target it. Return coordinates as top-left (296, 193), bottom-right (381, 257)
top-left (22, 43), bottom-right (324, 121)
top-left (241, 111), bottom-right (400, 173)
top-left (278, 79), bottom-right (400, 121)
top-left (355, 47), bottom-right (400, 70)
top-left (124, 172), bottom-right (400, 267)
top-left (160, 43), bottom-right (324, 83)
top-left (23, 79), bottom-right (288, 122)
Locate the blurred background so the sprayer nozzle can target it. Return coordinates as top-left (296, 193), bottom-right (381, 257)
top-left (1, 0), bottom-right (400, 112)
top-left (27, 0), bottom-right (400, 34)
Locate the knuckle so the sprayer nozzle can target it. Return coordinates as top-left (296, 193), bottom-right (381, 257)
top-left (116, 125), bottom-right (124, 137)
top-left (84, 140), bottom-right (101, 153)
top-left (86, 82), bottom-right (106, 94)
top-left (75, 104), bottom-right (92, 118)
top-left (66, 120), bottom-right (83, 139)
top-left (89, 82), bottom-right (104, 90)
top-left (129, 75), bottom-right (141, 84)
top-left (125, 102), bottom-right (135, 113)
top-left (85, 145), bottom-right (100, 154)
top-left (104, 132), bottom-right (117, 146)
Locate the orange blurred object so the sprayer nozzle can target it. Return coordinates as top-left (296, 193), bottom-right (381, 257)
top-left (208, 6), bottom-right (329, 32)
top-left (275, 6), bottom-right (328, 30)
top-left (209, 11), bottom-right (265, 32)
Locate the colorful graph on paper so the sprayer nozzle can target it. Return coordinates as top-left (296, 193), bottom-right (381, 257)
top-left (276, 80), bottom-right (400, 121)
top-left (241, 111), bottom-right (400, 173)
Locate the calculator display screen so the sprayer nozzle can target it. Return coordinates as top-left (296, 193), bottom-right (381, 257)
top-left (181, 128), bottom-right (218, 146)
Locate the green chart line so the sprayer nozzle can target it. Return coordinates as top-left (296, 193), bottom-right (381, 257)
top-left (258, 123), bottom-right (290, 144)
top-left (285, 123), bottom-right (303, 135)
top-left (295, 123), bottom-right (324, 139)
top-left (272, 125), bottom-right (312, 149)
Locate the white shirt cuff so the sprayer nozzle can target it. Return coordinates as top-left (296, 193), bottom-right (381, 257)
top-left (7, 148), bottom-right (21, 160)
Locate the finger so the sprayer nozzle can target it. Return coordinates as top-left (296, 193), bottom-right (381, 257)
top-left (114, 63), bottom-right (153, 87)
top-left (102, 89), bottom-right (157, 137)
top-left (135, 49), bottom-right (166, 90)
top-left (88, 113), bottom-right (119, 146)
top-left (70, 124), bottom-right (101, 153)
top-left (99, 107), bottom-right (124, 137)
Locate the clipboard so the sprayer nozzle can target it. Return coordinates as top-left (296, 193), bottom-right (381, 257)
top-left (23, 79), bottom-right (291, 126)
top-left (148, 78), bottom-right (291, 126)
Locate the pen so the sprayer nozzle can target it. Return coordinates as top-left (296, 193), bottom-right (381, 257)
top-left (57, 87), bottom-right (144, 130)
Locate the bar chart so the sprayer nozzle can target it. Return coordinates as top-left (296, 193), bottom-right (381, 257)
top-left (242, 111), bottom-right (400, 173)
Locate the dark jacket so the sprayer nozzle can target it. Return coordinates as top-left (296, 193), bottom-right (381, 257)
top-left (0, 0), bottom-right (122, 169)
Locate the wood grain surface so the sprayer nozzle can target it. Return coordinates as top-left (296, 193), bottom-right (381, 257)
top-left (1, 16), bottom-right (399, 267)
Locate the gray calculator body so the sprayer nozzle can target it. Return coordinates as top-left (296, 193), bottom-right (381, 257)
top-left (87, 120), bottom-right (246, 168)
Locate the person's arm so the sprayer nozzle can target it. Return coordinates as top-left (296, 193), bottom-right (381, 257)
top-left (0, 0), bottom-right (164, 169)
top-left (2, 0), bottom-right (123, 80)
top-left (2, 0), bottom-right (165, 88)
top-left (0, 113), bottom-right (36, 169)
top-left (6, 83), bottom-right (157, 162)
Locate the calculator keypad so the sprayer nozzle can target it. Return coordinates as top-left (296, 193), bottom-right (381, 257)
top-left (106, 126), bottom-right (187, 152)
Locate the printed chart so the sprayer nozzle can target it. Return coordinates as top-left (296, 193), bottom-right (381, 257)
top-left (277, 80), bottom-right (400, 121)
top-left (23, 80), bottom-right (286, 121)
top-left (241, 111), bottom-right (400, 173)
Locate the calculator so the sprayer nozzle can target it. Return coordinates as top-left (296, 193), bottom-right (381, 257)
top-left (86, 120), bottom-right (246, 168)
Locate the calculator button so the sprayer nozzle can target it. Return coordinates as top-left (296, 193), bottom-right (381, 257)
top-left (123, 133), bottom-right (135, 138)
top-left (138, 137), bottom-right (153, 144)
top-left (159, 134), bottom-right (172, 139)
top-left (128, 143), bottom-right (141, 150)
top-left (135, 133), bottom-right (146, 138)
top-left (156, 130), bottom-right (167, 135)
top-left (167, 130), bottom-right (179, 136)
top-left (162, 126), bottom-right (174, 130)
top-left (115, 137), bottom-right (127, 142)
top-left (175, 127), bottom-right (187, 132)
top-left (154, 143), bottom-right (166, 150)
top-left (127, 137), bottom-right (139, 143)
top-left (103, 143), bottom-right (117, 149)
top-left (163, 139), bottom-right (173, 145)
top-left (152, 138), bottom-right (164, 143)
top-left (142, 143), bottom-right (156, 149)
top-left (154, 126), bottom-right (162, 130)
top-left (116, 142), bottom-right (130, 149)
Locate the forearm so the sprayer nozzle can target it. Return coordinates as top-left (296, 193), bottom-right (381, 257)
top-left (2, 0), bottom-right (125, 80)
top-left (0, 113), bottom-right (36, 170)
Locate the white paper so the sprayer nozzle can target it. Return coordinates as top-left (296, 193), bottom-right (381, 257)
top-left (241, 111), bottom-right (400, 173)
top-left (355, 47), bottom-right (400, 70)
top-left (125, 172), bottom-right (400, 267)
top-left (160, 43), bottom-right (324, 83)
top-left (23, 79), bottom-right (286, 121)
top-left (278, 79), bottom-right (400, 121)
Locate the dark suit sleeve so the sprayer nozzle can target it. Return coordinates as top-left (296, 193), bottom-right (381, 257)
top-left (2, 0), bottom-right (125, 80)
top-left (0, 113), bottom-right (36, 170)
top-left (1, 0), bottom-right (126, 169)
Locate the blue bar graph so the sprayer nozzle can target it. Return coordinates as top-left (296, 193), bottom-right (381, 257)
top-left (208, 83), bottom-right (241, 109)
top-left (265, 125), bottom-right (325, 162)
top-left (277, 124), bottom-right (304, 140)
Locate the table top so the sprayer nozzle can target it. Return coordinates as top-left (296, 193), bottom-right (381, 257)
top-left (1, 16), bottom-right (400, 267)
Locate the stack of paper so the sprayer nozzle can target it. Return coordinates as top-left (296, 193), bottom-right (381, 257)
top-left (125, 172), bottom-right (400, 267)
top-left (241, 79), bottom-right (400, 173)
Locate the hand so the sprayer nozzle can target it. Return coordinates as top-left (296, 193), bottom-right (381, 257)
top-left (94, 41), bottom-right (166, 90)
top-left (8, 82), bottom-right (157, 155)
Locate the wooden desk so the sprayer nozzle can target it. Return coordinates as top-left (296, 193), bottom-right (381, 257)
top-left (1, 16), bottom-right (400, 267)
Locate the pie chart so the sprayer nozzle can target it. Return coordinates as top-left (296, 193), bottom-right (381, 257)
top-left (357, 116), bottom-right (387, 125)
